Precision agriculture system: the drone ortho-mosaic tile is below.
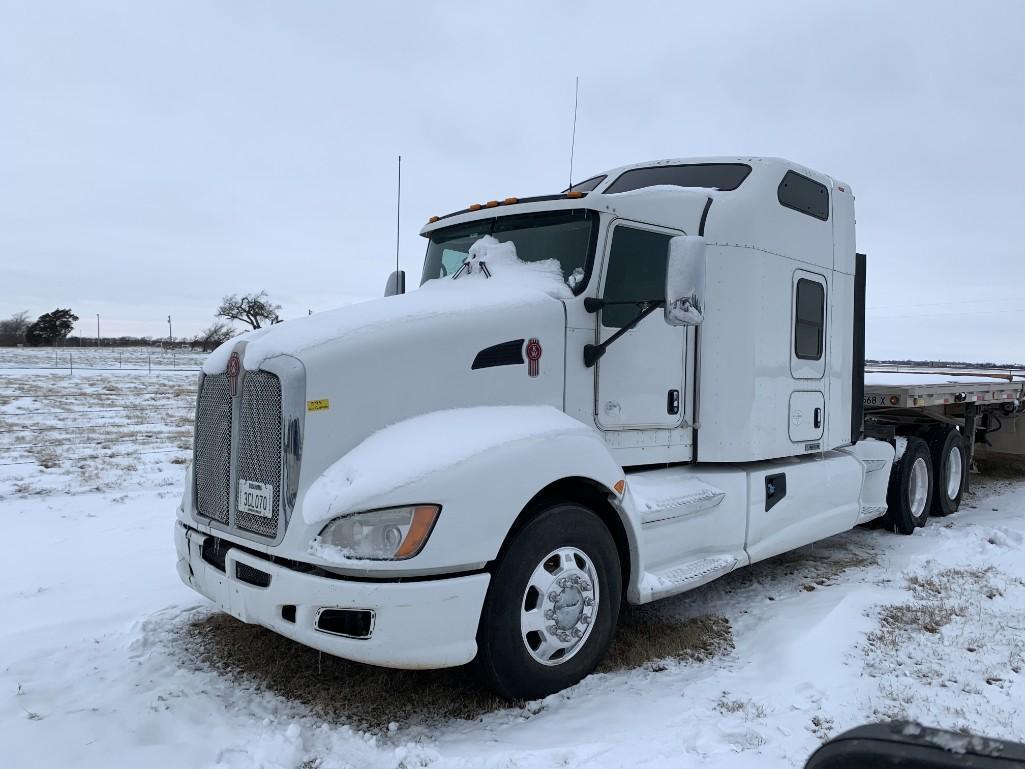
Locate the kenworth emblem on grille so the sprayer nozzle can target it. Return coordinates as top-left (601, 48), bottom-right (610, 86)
top-left (226, 352), bottom-right (241, 397)
top-left (525, 338), bottom-right (542, 377)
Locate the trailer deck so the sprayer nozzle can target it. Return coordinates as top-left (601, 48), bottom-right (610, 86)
top-left (864, 369), bottom-right (1025, 410)
top-left (863, 366), bottom-right (1025, 491)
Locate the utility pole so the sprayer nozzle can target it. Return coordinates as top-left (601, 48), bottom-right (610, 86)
top-left (167, 315), bottom-right (173, 347)
top-left (396, 154), bottom-right (401, 276)
top-left (96, 314), bottom-right (100, 347)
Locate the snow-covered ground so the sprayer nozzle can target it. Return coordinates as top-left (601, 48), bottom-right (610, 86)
top-left (2, 367), bottom-right (1024, 769)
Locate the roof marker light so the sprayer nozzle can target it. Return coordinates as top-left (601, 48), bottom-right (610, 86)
top-left (503, 197), bottom-right (519, 205)
top-left (485, 200), bottom-right (499, 208)
top-left (428, 216), bottom-right (439, 223)
top-left (565, 191), bottom-right (584, 199)
top-left (469, 203), bottom-right (482, 211)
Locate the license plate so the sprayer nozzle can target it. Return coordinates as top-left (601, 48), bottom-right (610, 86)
top-left (237, 480), bottom-right (273, 518)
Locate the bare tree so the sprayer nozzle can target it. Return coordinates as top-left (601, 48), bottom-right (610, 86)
top-left (191, 321), bottom-right (237, 352)
top-left (216, 291), bottom-right (282, 329)
top-left (0, 310), bottom-right (31, 345)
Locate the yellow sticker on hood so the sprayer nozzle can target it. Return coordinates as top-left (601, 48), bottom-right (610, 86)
top-left (307, 399), bottom-right (330, 412)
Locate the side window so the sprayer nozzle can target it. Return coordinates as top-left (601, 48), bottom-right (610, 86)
top-left (778, 170), bottom-right (829, 221)
top-left (795, 278), bottom-right (825, 360)
top-left (601, 226), bottom-right (673, 328)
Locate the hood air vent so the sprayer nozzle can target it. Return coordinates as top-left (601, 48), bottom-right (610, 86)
top-left (471, 339), bottom-right (525, 370)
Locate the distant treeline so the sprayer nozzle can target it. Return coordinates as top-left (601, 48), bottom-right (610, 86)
top-left (2, 291), bottom-right (282, 352)
top-left (868, 358), bottom-right (1025, 369)
top-left (0, 335), bottom-right (191, 349)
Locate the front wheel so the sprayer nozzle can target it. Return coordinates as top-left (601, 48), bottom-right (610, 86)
top-left (476, 503), bottom-right (621, 700)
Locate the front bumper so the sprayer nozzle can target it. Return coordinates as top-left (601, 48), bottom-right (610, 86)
top-left (175, 523), bottom-right (490, 669)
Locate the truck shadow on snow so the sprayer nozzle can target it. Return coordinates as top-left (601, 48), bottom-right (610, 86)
top-left (176, 530), bottom-right (878, 730)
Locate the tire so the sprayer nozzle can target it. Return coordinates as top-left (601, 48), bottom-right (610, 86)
top-left (925, 426), bottom-right (965, 517)
top-left (884, 436), bottom-right (933, 534)
top-left (476, 503), bottom-right (621, 700)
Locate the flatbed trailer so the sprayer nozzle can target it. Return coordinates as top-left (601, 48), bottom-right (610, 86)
top-left (864, 366), bottom-right (1025, 492)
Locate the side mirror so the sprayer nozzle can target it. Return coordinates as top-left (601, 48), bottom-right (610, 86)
top-left (384, 270), bottom-right (406, 297)
top-left (664, 236), bottom-right (706, 326)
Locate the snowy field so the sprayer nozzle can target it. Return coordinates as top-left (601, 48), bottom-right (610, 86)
top-left (2, 366), bottom-right (1025, 769)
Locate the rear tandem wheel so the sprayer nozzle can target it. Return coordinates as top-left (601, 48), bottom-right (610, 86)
top-left (884, 435), bottom-right (934, 535)
top-left (925, 425), bottom-right (965, 517)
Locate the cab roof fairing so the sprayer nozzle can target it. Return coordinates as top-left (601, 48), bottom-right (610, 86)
top-left (583, 156), bottom-right (840, 195)
top-left (420, 156), bottom-right (848, 238)
top-left (419, 195), bottom-right (603, 238)
top-left (420, 185), bottom-right (729, 240)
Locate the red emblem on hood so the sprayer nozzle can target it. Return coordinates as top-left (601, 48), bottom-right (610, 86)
top-left (226, 352), bottom-right (241, 397)
top-left (525, 338), bottom-right (542, 377)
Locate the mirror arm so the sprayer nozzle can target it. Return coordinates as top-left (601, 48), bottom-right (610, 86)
top-left (583, 300), bottom-right (665, 367)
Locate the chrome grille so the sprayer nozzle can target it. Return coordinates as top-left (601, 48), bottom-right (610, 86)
top-left (193, 373), bottom-right (231, 524)
top-left (235, 371), bottom-right (283, 537)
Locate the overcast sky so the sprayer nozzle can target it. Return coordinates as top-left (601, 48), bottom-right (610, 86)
top-left (2, 1), bottom-right (1023, 362)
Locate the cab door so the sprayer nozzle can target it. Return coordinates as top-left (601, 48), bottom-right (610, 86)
top-left (789, 270), bottom-right (827, 446)
top-left (595, 221), bottom-right (686, 430)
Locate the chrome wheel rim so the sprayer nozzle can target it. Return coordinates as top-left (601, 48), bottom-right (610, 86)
top-left (520, 547), bottom-right (599, 666)
top-left (909, 456), bottom-right (929, 517)
top-left (946, 445), bottom-right (962, 500)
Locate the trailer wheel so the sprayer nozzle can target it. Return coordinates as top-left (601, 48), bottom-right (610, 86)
top-left (476, 503), bottom-right (621, 700)
top-left (926, 426), bottom-right (965, 517)
top-left (885, 436), bottom-right (933, 534)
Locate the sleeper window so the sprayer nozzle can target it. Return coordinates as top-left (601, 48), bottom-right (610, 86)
top-left (795, 279), bottom-right (825, 360)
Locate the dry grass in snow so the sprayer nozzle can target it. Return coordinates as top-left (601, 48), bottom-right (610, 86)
top-left (861, 561), bottom-right (1025, 733)
top-left (179, 605), bottom-right (734, 730)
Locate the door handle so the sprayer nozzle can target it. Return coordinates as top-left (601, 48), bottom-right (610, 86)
top-left (814, 407), bottom-right (822, 429)
top-left (667, 389), bottom-right (680, 415)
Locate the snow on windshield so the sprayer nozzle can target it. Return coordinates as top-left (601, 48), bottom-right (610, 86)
top-left (450, 234), bottom-right (571, 297)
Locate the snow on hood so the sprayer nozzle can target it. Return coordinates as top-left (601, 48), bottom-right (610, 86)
top-left (203, 237), bottom-right (571, 375)
top-left (301, 405), bottom-right (591, 526)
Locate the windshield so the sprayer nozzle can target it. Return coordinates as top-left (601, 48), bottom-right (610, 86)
top-left (421, 209), bottom-right (599, 293)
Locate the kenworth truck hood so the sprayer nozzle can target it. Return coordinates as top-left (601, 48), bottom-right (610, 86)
top-left (203, 271), bottom-right (569, 514)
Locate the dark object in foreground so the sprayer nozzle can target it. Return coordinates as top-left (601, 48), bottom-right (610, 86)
top-left (807, 721), bottom-right (1025, 769)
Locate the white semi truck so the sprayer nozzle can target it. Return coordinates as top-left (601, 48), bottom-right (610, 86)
top-left (175, 157), bottom-right (1009, 699)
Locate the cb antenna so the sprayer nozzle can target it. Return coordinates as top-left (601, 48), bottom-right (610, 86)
top-left (395, 154), bottom-right (401, 274)
top-left (568, 76), bottom-right (579, 190)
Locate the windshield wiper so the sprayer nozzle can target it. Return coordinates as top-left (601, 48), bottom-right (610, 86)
top-left (582, 297), bottom-right (665, 367)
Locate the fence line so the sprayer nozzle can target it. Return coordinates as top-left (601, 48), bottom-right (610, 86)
top-left (0, 420), bottom-right (189, 434)
top-left (0, 366), bottom-right (200, 372)
top-left (0, 405), bottom-right (192, 417)
top-left (4, 436), bottom-right (193, 450)
top-left (0, 348), bottom-right (206, 375)
top-left (0, 390), bottom-right (192, 398)
top-left (0, 448), bottom-right (185, 467)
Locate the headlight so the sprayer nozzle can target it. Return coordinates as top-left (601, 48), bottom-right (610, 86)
top-left (314, 505), bottom-right (440, 560)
